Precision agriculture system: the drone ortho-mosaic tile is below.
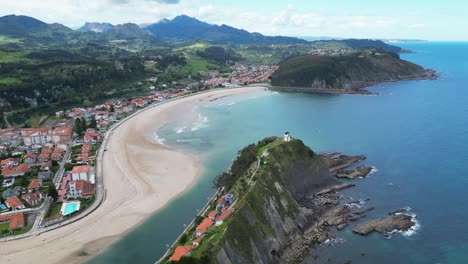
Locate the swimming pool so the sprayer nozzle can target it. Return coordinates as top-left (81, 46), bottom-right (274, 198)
top-left (60, 201), bottom-right (81, 216)
top-left (0, 204), bottom-right (6, 210)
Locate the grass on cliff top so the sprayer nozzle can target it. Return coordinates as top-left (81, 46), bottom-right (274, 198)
top-left (0, 78), bottom-right (22, 85)
top-left (256, 138), bottom-right (285, 157)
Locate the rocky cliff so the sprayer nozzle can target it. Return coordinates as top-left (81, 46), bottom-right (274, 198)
top-left (215, 139), bottom-right (340, 264)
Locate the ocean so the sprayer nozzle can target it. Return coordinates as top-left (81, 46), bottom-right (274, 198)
top-left (89, 42), bottom-right (468, 264)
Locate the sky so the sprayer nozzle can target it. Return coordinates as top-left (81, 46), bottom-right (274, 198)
top-left (0, 0), bottom-right (465, 40)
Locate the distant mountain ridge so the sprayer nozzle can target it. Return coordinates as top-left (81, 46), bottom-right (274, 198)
top-left (144, 15), bottom-right (308, 44)
top-left (0, 14), bottom-right (72, 37)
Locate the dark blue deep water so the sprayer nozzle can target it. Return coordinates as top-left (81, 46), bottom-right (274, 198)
top-left (90, 42), bottom-right (468, 264)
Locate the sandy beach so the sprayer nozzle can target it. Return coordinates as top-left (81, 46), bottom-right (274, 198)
top-left (0, 86), bottom-right (264, 264)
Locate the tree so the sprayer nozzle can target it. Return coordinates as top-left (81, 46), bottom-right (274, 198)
top-left (74, 118), bottom-right (82, 135)
top-left (89, 115), bottom-right (97, 129)
top-left (65, 163), bottom-right (73, 171)
top-left (80, 118), bottom-right (87, 134)
top-left (83, 99), bottom-right (93, 107)
top-left (110, 104), bottom-right (115, 112)
top-left (48, 184), bottom-right (59, 202)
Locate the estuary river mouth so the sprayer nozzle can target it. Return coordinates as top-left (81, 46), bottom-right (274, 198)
top-left (90, 42), bottom-right (468, 264)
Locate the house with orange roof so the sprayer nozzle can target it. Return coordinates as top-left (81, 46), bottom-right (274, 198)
top-left (71, 165), bottom-right (91, 181)
top-left (169, 245), bottom-right (195, 262)
top-left (52, 127), bottom-right (73, 144)
top-left (1, 163), bottom-right (29, 177)
top-left (1, 158), bottom-right (19, 168)
top-left (0, 212), bottom-right (25, 230)
top-left (81, 144), bottom-right (92, 157)
top-left (22, 127), bottom-right (53, 146)
top-left (208, 210), bottom-right (218, 221)
top-left (22, 192), bottom-right (42, 206)
top-left (5, 196), bottom-right (25, 211)
top-left (192, 234), bottom-right (205, 247)
top-left (51, 152), bottom-right (63, 161)
top-left (67, 180), bottom-right (95, 199)
top-left (27, 179), bottom-right (42, 192)
top-left (215, 208), bottom-right (234, 226)
top-left (38, 152), bottom-right (50, 163)
top-left (195, 218), bottom-right (213, 237)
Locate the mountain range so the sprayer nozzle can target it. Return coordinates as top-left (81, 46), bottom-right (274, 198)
top-left (78, 15), bottom-right (307, 45)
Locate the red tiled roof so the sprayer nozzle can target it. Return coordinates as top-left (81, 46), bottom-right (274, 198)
top-left (169, 245), bottom-right (195, 262)
top-left (1, 158), bottom-right (19, 166)
top-left (71, 165), bottom-right (91, 174)
top-left (216, 208), bottom-right (234, 222)
top-left (28, 179), bottom-right (42, 190)
top-left (208, 211), bottom-right (218, 219)
top-left (2, 163), bottom-right (29, 176)
top-left (73, 180), bottom-right (95, 196)
top-left (5, 196), bottom-right (24, 210)
top-left (21, 192), bottom-right (42, 206)
top-left (196, 218), bottom-right (213, 234)
top-left (0, 213), bottom-right (25, 230)
top-left (193, 234), bottom-right (205, 245)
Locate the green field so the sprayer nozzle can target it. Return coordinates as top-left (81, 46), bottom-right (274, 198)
top-left (0, 50), bottom-right (29, 63)
top-left (46, 202), bottom-right (63, 218)
top-left (25, 115), bottom-right (49, 127)
top-left (0, 78), bottom-right (22, 85)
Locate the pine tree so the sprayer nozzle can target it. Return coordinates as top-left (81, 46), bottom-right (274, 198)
top-left (48, 184), bottom-right (59, 202)
top-left (74, 118), bottom-right (82, 135)
top-left (89, 115), bottom-right (97, 129)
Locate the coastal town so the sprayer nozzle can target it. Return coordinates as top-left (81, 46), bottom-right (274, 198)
top-left (0, 65), bottom-right (274, 239)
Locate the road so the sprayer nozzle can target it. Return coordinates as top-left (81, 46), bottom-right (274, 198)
top-left (3, 112), bottom-right (11, 128)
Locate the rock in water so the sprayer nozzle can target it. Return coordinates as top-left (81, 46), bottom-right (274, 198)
top-left (352, 214), bottom-right (415, 236)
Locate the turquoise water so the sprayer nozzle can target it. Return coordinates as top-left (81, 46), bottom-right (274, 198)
top-left (90, 42), bottom-right (468, 264)
top-left (62, 202), bottom-right (79, 215)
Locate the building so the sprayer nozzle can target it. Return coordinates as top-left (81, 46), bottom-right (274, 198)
top-left (83, 129), bottom-right (101, 144)
top-left (215, 208), bottom-right (234, 226)
top-left (22, 128), bottom-right (53, 146)
top-left (38, 171), bottom-right (52, 180)
top-left (2, 186), bottom-right (21, 199)
top-left (1, 158), bottom-right (19, 168)
top-left (23, 153), bottom-right (37, 165)
top-left (192, 234), bottom-right (205, 247)
top-left (0, 212), bottom-right (25, 230)
top-left (283, 132), bottom-right (291, 142)
top-left (67, 180), bottom-right (95, 199)
top-left (1, 163), bottom-right (29, 177)
top-left (208, 210), bottom-right (218, 221)
top-left (22, 192), bottom-right (42, 206)
top-left (5, 196), bottom-right (26, 210)
top-left (27, 179), bottom-right (42, 192)
top-left (195, 218), bottom-right (213, 237)
top-left (169, 245), bottom-right (195, 262)
top-left (71, 165), bottom-right (91, 181)
top-left (52, 127), bottom-right (73, 144)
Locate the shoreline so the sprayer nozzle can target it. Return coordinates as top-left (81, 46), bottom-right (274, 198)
top-left (0, 86), bottom-right (264, 264)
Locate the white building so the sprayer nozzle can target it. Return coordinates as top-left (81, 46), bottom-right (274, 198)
top-left (283, 132), bottom-right (291, 142)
